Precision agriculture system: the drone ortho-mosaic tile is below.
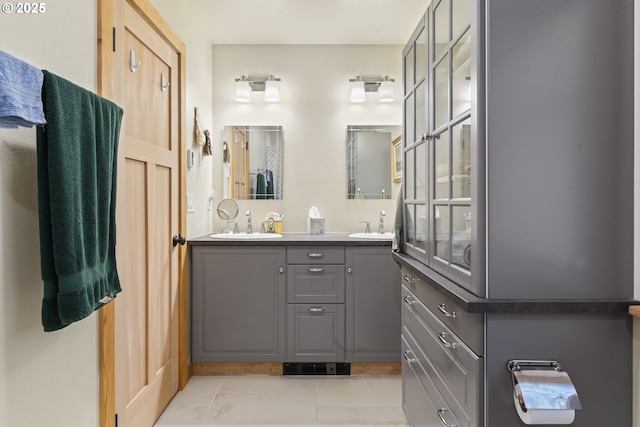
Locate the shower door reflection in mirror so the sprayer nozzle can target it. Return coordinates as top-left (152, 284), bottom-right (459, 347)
top-left (223, 125), bottom-right (284, 200)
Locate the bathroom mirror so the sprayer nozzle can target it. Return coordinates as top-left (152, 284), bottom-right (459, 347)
top-left (223, 125), bottom-right (284, 200)
top-left (346, 125), bottom-right (402, 199)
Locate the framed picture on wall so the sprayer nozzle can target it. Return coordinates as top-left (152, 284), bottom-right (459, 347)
top-left (392, 136), bottom-right (402, 183)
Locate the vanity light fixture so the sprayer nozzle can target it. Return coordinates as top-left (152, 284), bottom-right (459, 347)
top-left (234, 74), bottom-right (281, 103)
top-left (349, 75), bottom-right (395, 103)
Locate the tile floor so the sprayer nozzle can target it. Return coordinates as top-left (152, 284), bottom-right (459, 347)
top-left (154, 374), bottom-right (409, 427)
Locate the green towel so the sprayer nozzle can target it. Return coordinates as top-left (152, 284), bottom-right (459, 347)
top-left (37, 70), bottom-right (123, 332)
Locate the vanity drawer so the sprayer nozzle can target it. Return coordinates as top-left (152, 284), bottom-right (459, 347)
top-left (287, 247), bottom-right (345, 264)
top-left (402, 285), bottom-right (482, 419)
top-left (286, 303), bottom-right (345, 362)
top-left (287, 265), bottom-right (345, 303)
top-left (401, 268), bottom-right (483, 355)
top-left (401, 334), bottom-right (469, 427)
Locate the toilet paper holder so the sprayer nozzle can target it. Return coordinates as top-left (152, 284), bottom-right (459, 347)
top-left (507, 359), bottom-right (582, 425)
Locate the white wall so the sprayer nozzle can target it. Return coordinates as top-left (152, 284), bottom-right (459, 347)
top-left (0, 2), bottom-right (100, 426)
top-left (211, 44), bottom-right (403, 234)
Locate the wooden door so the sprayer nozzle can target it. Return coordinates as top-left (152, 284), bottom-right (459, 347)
top-left (108, 1), bottom-right (183, 426)
top-left (231, 126), bottom-right (249, 199)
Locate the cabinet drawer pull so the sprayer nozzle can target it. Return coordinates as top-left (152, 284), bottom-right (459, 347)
top-left (403, 274), bottom-right (415, 284)
top-left (438, 332), bottom-right (457, 349)
top-left (307, 252), bottom-right (325, 258)
top-left (403, 350), bottom-right (416, 364)
top-left (403, 295), bottom-right (416, 305)
top-left (307, 306), bottom-right (326, 313)
top-left (307, 267), bottom-right (325, 273)
top-left (437, 408), bottom-right (458, 427)
top-left (437, 303), bottom-right (456, 318)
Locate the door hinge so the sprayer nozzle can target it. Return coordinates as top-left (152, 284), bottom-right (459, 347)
top-left (112, 27), bottom-right (116, 52)
top-left (115, 413), bottom-right (118, 427)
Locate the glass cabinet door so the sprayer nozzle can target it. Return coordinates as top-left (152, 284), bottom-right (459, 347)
top-left (402, 13), bottom-right (428, 261)
top-left (428, 0), bottom-right (473, 288)
top-left (402, 0), bottom-right (477, 293)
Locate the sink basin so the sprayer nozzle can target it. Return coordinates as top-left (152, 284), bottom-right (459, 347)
top-left (348, 232), bottom-right (395, 240)
top-left (210, 233), bottom-right (283, 239)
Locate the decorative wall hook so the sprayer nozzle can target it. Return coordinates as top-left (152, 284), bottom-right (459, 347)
top-left (161, 72), bottom-right (170, 91)
top-left (129, 49), bottom-right (141, 72)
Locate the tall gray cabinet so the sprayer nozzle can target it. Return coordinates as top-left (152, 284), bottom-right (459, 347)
top-left (397, 1), bottom-right (635, 426)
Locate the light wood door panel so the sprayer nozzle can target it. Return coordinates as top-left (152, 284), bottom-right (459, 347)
top-left (113, 1), bottom-right (180, 426)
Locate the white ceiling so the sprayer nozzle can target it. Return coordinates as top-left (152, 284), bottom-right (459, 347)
top-left (182, 0), bottom-right (429, 45)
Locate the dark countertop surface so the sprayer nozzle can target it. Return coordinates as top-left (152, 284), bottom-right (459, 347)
top-left (188, 232), bottom-right (393, 247)
top-left (394, 251), bottom-right (639, 314)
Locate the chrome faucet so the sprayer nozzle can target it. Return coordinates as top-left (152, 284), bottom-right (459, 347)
top-left (246, 211), bottom-right (253, 234)
top-left (378, 210), bottom-right (386, 234)
top-left (360, 220), bottom-right (371, 234)
top-left (227, 220), bottom-right (239, 234)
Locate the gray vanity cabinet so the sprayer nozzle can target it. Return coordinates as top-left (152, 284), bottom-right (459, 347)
top-left (346, 247), bottom-right (400, 362)
top-left (286, 246), bottom-right (346, 362)
top-left (191, 246), bottom-right (286, 362)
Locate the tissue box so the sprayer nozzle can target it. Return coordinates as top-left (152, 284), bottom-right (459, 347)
top-left (308, 217), bottom-right (325, 235)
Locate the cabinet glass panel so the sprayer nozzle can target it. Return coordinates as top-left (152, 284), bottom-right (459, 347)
top-left (434, 55), bottom-right (449, 129)
top-left (415, 80), bottom-right (427, 142)
top-left (416, 204), bottom-right (427, 251)
top-left (452, 118), bottom-right (471, 199)
top-left (434, 204), bottom-right (449, 262)
top-left (434, 129), bottom-right (450, 200)
top-left (415, 142), bottom-right (426, 200)
top-left (433, 0), bottom-right (450, 60)
top-left (405, 93), bottom-right (415, 146)
top-left (452, 30), bottom-right (471, 119)
top-left (405, 45), bottom-right (415, 93)
top-left (406, 204), bottom-right (416, 246)
top-left (405, 148), bottom-right (415, 200)
top-left (452, 0), bottom-right (470, 39)
top-left (451, 205), bottom-right (471, 271)
top-left (415, 28), bottom-right (427, 83)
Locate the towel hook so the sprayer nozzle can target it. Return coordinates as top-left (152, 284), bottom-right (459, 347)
top-left (161, 72), bottom-right (170, 92)
top-left (129, 49), bottom-right (141, 72)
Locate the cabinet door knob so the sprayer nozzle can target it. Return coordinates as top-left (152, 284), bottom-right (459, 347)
top-left (437, 408), bottom-right (458, 427)
top-left (347, 267), bottom-right (353, 274)
top-left (437, 303), bottom-right (456, 318)
top-left (279, 267), bottom-right (284, 273)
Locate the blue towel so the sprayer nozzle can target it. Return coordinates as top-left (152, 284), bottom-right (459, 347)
top-left (37, 70), bottom-right (123, 331)
top-left (0, 50), bottom-right (46, 128)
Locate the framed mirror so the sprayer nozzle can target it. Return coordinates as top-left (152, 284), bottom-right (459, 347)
top-left (223, 125), bottom-right (284, 200)
top-left (346, 125), bottom-right (402, 199)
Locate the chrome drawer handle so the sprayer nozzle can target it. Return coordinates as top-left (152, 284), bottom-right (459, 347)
top-left (438, 332), bottom-right (457, 349)
top-left (437, 408), bottom-right (458, 427)
top-left (437, 303), bottom-right (456, 318)
top-left (307, 267), bottom-right (325, 273)
top-left (403, 274), bottom-right (415, 284)
top-left (403, 350), bottom-right (416, 364)
top-left (307, 252), bottom-right (325, 258)
top-left (403, 295), bottom-right (416, 305)
top-left (307, 306), bottom-right (326, 313)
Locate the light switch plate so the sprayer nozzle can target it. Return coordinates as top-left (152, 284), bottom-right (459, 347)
top-left (187, 194), bottom-right (195, 212)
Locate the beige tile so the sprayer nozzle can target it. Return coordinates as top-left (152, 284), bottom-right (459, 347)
top-left (169, 376), bottom-right (223, 405)
top-left (206, 391), bottom-right (317, 423)
top-left (219, 376), bottom-right (318, 395)
top-left (317, 405), bottom-right (408, 425)
top-left (316, 377), bottom-right (403, 407)
top-left (154, 403), bottom-right (211, 426)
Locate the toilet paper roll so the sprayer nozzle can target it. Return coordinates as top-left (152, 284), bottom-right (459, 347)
top-left (514, 384), bottom-right (575, 425)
